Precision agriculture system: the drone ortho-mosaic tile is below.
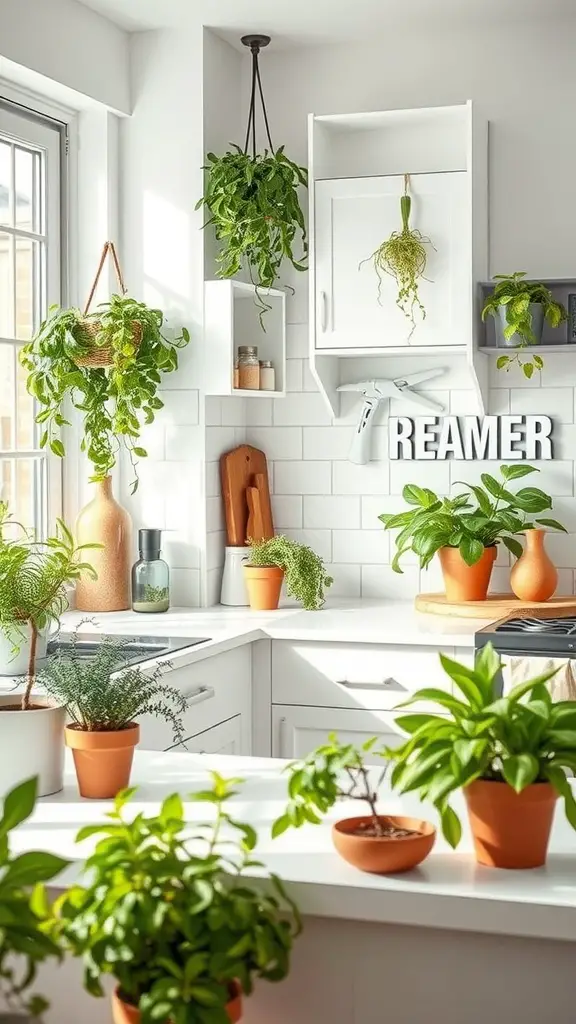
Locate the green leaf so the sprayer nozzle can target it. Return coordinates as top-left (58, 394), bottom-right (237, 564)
top-left (513, 487), bottom-right (552, 513)
top-left (132, 446), bottom-right (148, 458)
top-left (0, 777), bottom-right (37, 836)
top-left (501, 464), bottom-right (538, 480)
top-left (49, 438), bottom-right (65, 458)
top-left (160, 793), bottom-right (183, 823)
top-left (545, 765), bottom-right (576, 831)
top-left (496, 355), bottom-right (509, 369)
top-left (523, 362), bottom-right (534, 379)
top-left (535, 518), bottom-right (567, 533)
top-left (502, 535), bottom-right (523, 559)
top-left (396, 689), bottom-right (469, 716)
top-left (459, 534), bottom-right (484, 567)
top-left (271, 814), bottom-right (291, 838)
top-left (501, 753), bottom-right (540, 793)
top-left (438, 653), bottom-right (484, 707)
top-left (2, 850), bottom-right (69, 887)
top-left (440, 804), bottom-right (462, 848)
top-left (402, 483), bottom-right (432, 507)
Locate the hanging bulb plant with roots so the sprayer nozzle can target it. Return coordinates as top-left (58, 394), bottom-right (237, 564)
top-left (361, 174), bottom-right (435, 340)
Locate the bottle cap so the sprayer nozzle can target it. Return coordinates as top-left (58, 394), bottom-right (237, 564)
top-left (260, 360), bottom-right (273, 367)
top-left (238, 345), bottom-right (258, 356)
top-left (139, 528), bottom-right (162, 559)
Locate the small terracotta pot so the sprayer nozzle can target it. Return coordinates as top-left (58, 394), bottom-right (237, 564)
top-left (243, 565), bottom-right (284, 610)
top-left (332, 815), bottom-right (436, 874)
top-left (438, 545), bottom-right (496, 602)
top-left (66, 723), bottom-right (139, 799)
top-left (464, 779), bottom-right (558, 869)
top-left (510, 528), bottom-right (557, 602)
top-left (111, 981), bottom-right (242, 1024)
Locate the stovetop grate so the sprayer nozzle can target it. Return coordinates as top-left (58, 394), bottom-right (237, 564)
top-left (494, 617), bottom-right (576, 636)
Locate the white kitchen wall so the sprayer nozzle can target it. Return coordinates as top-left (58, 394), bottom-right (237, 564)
top-left (242, 17), bottom-right (576, 600)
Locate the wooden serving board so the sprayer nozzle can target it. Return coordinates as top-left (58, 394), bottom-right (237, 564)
top-left (220, 445), bottom-right (274, 546)
top-left (415, 593), bottom-right (576, 620)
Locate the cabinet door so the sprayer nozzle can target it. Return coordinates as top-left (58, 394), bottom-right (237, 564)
top-left (314, 172), bottom-right (469, 350)
top-left (171, 715), bottom-right (245, 755)
top-left (272, 705), bottom-right (408, 762)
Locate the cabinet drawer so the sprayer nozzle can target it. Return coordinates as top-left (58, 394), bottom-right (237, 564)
top-left (272, 640), bottom-right (451, 712)
top-left (140, 646), bottom-right (251, 751)
top-left (273, 704), bottom-right (410, 762)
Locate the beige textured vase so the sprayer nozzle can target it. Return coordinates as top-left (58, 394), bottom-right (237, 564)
top-left (75, 477), bottom-right (132, 612)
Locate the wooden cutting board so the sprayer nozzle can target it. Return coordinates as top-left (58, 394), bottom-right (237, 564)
top-left (220, 445), bottom-right (274, 546)
top-left (415, 593), bottom-right (576, 619)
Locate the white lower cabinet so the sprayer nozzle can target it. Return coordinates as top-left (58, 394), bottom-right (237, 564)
top-left (272, 705), bottom-right (407, 762)
top-left (172, 715), bottom-right (246, 755)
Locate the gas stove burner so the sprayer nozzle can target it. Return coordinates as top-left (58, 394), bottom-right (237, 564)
top-left (476, 612), bottom-right (576, 656)
top-left (496, 616), bottom-right (576, 635)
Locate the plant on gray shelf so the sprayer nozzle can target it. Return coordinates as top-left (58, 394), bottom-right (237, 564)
top-left (481, 272), bottom-right (566, 377)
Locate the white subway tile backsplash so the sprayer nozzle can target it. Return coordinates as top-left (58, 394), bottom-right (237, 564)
top-left (332, 460), bottom-right (390, 495)
top-left (273, 392), bottom-right (332, 426)
top-left (206, 461), bottom-right (221, 498)
top-left (328, 563), bottom-right (361, 598)
top-left (531, 461), bottom-right (574, 497)
top-left (361, 564), bottom-right (420, 599)
top-left (302, 360), bottom-right (318, 392)
top-left (170, 568), bottom-right (201, 607)
top-left (137, 424), bottom-right (166, 462)
top-left (490, 358), bottom-right (541, 389)
top-left (449, 390), bottom-right (477, 415)
top-left (220, 396), bottom-right (246, 427)
top-left (285, 359), bottom-right (304, 392)
top-left (166, 425), bottom-right (204, 461)
top-left (207, 530), bottom-right (226, 572)
top-left (540, 353), bottom-right (576, 388)
top-left (247, 427), bottom-right (302, 460)
top-left (206, 495), bottom-right (225, 533)
top-left (487, 389), bottom-right (511, 415)
top-left (286, 323), bottom-right (308, 358)
top-left (274, 461), bottom-right (331, 495)
top-left (284, 529), bottom-right (332, 562)
top-left (245, 397), bottom-right (273, 426)
top-left (540, 533), bottom-right (576, 568)
top-left (333, 530), bottom-right (389, 564)
top-left (304, 427), bottom-right (351, 460)
top-left (164, 535), bottom-right (201, 570)
top-left (271, 495), bottom-right (303, 529)
top-left (206, 567), bottom-right (223, 608)
top-left (161, 389), bottom-right (199, 425)
top-left (510, 387), bottom-right (573, 422)
top-left (303, 495), bottom-right (360, 529)
top-left (205, 397), bottom-right (222, 427)
top-left (205, 426), bottom-right (237, 462)
top-left (390, 459), bottom-right (450, 495)
top-left (361, 495), bottom-right (393, 530)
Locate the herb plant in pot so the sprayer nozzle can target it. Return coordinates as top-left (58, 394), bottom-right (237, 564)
top-left (273, 734), bottom-right (436, 874)
top-left (0, 506), bottom-right (98, 797)
top-left (481, 272), bottom-right (566, 377)
top-left (39, 633), bottom-right (188, 799)
top-left (244, 535), bottom-right (333, 611)
top-left (379, 464), bottom-right (563, 602)
top-left (53, 774), bottom-right (301, 1024)
top-left (0, 777), bottom-right (69, 1022)
top-left (389, 643), bottom-right (576, 869)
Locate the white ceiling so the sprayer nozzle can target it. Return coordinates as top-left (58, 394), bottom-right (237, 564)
top-left (76, 0), bottom-right (576, 46)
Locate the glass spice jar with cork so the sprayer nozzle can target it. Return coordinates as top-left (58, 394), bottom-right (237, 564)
top-left (237, 346), bottom-right (260, 390)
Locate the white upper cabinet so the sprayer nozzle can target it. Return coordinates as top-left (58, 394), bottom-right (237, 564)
top-left (314, 171), bottom-right (470, 350)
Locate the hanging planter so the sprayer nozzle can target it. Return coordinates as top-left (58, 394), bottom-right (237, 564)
top-left (196, 35), bottom-right (308, 320)
top-left (361, 173), bottom-right (434, 340)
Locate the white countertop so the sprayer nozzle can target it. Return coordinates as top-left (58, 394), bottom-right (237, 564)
top-left (17, 750), bottom-right (576, 944)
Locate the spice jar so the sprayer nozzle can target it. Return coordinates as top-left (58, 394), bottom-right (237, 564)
top-left (237, 346), bottom-right (260, 390)
top-left (259, 360), bottom-right (275, 391)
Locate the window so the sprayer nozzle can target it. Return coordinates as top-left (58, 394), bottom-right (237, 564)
top-left (0, 101), bottom-right (63, 538)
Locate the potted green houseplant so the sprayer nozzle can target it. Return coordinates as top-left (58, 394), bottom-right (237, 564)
top-left (39, 633), bottom-right (188, 799)
top-left (0, 777), bottom-right (69, 1021)
top-left (20, 242), bottom-right (190, 493)
top-left (244, 535), bottom-right (333, 611)
top-left (53, 774), bottom-right (301, 1024)
top-left (272, 734), bottom-right (435, 874)
top-left (379, 464), bottom-right (565, 602)
top-left (481, 272), bottom-right (567, 377)
top-left (388, 643), bottom-right (576, 868)
top-left (0, 505), bottom-right (98, 797)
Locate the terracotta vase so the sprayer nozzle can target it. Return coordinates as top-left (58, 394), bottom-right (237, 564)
top-left (331, 815), bottom-right (436, 874)
top-left (464, 779), bottom-right (558, 869)
top-left (438, 545), bottom-right (496, 602)
top-left (243, 565), bottom-right (284, 610)
top-left (111, 982), bottom-right (242, 1024)
top-left (66, 723), bottom-right (139, 799)
top-left (75, 477), bottom-right (132, 611)
top-left (510, 529), bottom-right (557, 602)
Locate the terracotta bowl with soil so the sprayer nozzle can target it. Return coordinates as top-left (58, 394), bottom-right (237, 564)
top-left (332, 815), bottom-right (436, 874)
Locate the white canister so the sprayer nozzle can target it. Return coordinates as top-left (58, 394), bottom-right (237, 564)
top-left (221, 546), bottom-right (250, 606)
top-left (259, 360), bottom-right (275, 391)
top-left (0, 694), bottom-right (65, 797)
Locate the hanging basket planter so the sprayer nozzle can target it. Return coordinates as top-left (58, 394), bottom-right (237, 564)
top-left (73, 242), bottom-right (142, 368)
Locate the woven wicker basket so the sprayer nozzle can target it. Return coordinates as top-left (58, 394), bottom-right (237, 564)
top-left (74, 242), bottom-right (142, 369)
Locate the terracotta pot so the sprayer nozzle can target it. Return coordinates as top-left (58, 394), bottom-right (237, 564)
top-left (75, 477), bottom-right (132, 612)
top-left (510, 528), bottom-right (557, 602)
top-left (243, 565), bottom-right (284, 610)
top-left (332, 815), bottom-right (436, 874)
top-left (438, 545), bottom-right (496, 602)
top-left (464, 779), bottom-right (558, 869)
top-left (111, 981), bottom-right (242, 1024)
top-left (66, 723), bottom-right (139, 799)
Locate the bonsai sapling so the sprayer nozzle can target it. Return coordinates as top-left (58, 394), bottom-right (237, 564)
top-left (247, 535), bottom-right (333, 611)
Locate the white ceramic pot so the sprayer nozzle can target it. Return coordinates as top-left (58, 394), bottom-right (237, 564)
top-left (0, 695), bottom-right (65, 797)
top-left (0, 625), bottom-right (47, 677)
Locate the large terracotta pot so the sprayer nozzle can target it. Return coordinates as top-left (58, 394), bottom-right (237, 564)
top-left (111, 981), bottom-right (242, 1024)
top-left (332, 815), bottom-right (436, 874)
top-left (66, 723), bottom-right (139, 799)
top-left (243, 565), bottom-right (284, 610)
top-left (75, 477), bottom-right (132, 612)
top-left (464, 779), bottom-right (558, 869)
top-left (510, 529), bottom-right (557, 601)
top-left (438, 545), bottom-right (496, 602)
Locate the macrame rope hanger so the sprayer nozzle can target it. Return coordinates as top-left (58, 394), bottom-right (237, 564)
top-left (241, 34), bottom-right (274, 158)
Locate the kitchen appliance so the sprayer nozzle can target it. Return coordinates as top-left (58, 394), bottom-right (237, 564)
top-left (39, 633), bottom-right (209, 672)
top-left (336, 369), bottom-right (446, 465)
top-left (475, 613), bottom-right (576, 696)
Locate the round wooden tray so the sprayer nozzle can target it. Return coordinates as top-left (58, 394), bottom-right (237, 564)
top-left (415, 593), bottom-right (576, 619)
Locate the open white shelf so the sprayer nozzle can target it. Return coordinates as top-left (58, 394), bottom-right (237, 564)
top-left (204, 280), bottom-right (286, 397)
top-left (479, 345), bottom-right (576, 355)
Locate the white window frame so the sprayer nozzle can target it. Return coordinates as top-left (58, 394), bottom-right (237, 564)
top-left (0, 95), bottom-right (66, 537)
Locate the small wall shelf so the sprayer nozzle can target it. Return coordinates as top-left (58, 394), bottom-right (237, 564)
top-left (479, 345), bottom-right (576, 355)
top-left (204, 280), bottom-right (286, 397)
top-left (478, 279), bottom-right (576, 350)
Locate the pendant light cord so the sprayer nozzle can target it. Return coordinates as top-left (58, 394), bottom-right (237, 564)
top-left (243, 40), bottom-right (274, 157)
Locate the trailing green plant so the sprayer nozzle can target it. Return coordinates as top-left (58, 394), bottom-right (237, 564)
top-left (482, 272), bottom-right (566, 378)
top-left (247, 535), bottom-right (333, 611)
top-left (0, 504), bottom-right (98, 709)
top-left (379, 463), bottom-right (565, 573)
top-left (20, 294), bottom-right (190, 492)
top-left (388, 643), bottom-right (576, 847)
top-left (52, 774), bottom-right (301, 1024)
top-left (272, 734), bottom-right (389, 839)
top-left (38, 631), bottom-right (187, 743)
top-left (0, 777), bottom-right (69, 1019)
top-left (196, 146), bottom-right (308, 317)
top-left (360, 174), bottom-right (434, 340)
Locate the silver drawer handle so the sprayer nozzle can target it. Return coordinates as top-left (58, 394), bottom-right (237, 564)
top-left (185, 685), bottom-right (215, 706)
top-left (337, 677), bottom-right (399, 691)
top-left (320, 290), bottom-right (329, 332)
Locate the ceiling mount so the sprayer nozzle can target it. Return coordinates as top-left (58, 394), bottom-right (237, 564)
top-left (241, 34), bottom-right (274, 157)
top-left (241, 34), bottom-right (271, 54)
